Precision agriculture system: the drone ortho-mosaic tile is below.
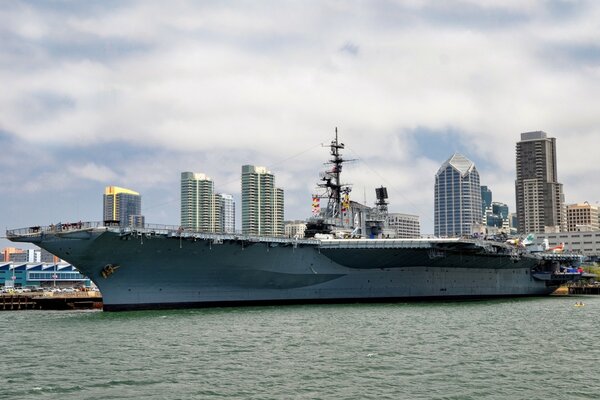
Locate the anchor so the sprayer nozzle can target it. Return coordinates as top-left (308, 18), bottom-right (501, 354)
top-left (101, 264), bottom-right (120, 279)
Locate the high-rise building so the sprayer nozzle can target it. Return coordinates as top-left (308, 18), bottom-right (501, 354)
top-left (509, 212), bottom-right (519, 233)
top-left (3, 247), bottom-right (23, 262)
top-left (481, 186), bottom-right (492, 216)
top-left (284, 220), bottom-right (307, 238)
top-left (566, 203), bottom-right (599, 232)
top-left (484, 202), bottom-right (509, 229)
top-left (386, 213), bottom-right (421, 238)
top-left (515, 131), bottom-right (566, 233)
top-left (275, 188), bottom-right (284, 235)
top-left (218, 193), bottom-right (236, 233)
top-left (492, 202), bottom-right (509, 220)
top-left (241, 165), bottom-right (284, 236)
top-left (434, 153), bottom-right (482, 237)
top-left (103, 186), bottom-right (144, 227)
top-left (3, 247), bottom-right (59, 263)
top-left (180, 172), bottom-right (220, 232)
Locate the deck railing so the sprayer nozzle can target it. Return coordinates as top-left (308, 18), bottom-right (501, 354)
top-left (6, 221), bottom-right (315, 243)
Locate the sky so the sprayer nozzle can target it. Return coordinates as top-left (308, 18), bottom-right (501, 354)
top-left (2, 0), bottom-right (600, 250)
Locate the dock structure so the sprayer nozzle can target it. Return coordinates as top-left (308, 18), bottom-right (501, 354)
top-left (1, 294), bottom-right (35, 310)
top-left (0, 293), bottom-right (102, 311)
top-left (569, 286), bottom-right (600, 295)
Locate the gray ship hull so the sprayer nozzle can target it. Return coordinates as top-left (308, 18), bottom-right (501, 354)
top-left (8, 226), bottom-right (560, 311)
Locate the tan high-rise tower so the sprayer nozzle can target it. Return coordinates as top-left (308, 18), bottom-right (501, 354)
top-left (515, 131), bottom-right (566, 233)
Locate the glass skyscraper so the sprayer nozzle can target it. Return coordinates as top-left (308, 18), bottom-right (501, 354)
top-left (481, 185), bottom-right (492, 215)
top-left (103, 186), bottom-right (143, 227)
top-left (434, 153), bottom-right (482, 237)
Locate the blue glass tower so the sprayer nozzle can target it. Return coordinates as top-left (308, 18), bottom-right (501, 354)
top-left (481, 185), bottom-right (492, 215)
top-left (492, 202), bottom-right (509, 220)
top-left (434, 153), bottom-right (482, 237)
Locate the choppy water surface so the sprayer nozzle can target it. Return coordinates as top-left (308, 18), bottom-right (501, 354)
top-left (2, 297), bottom-right (600, 399)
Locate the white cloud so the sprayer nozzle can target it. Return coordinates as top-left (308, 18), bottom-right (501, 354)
top-left (1, 0), bottom-right (600, 238)
top-left (67, 163), bottom-right (119, 182)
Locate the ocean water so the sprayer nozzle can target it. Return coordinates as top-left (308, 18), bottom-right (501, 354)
top-left (2, 296), bottom-right (599, 400)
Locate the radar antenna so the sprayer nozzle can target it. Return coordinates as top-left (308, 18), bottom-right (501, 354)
top-left (375, 186), bottom-right (389, 214)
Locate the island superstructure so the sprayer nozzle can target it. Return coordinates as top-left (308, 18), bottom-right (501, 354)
top-left (6, 132), bottom-right (584, 311)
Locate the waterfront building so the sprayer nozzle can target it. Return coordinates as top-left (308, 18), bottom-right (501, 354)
top-left (3, 247), bottom-right (58, 263)
top-left (484, 201), bottom-right (509, 226)
top-left (515, 131), bottom-right (566, 233)
top-left (218, 193), bottom-right (236, 233)
top-left (241, 165), bottom-right (284, 236)
top-left (509, 212), bottom-right (519, 233)
top-left (0, 262), bottom-right (91, 288)
top-left (481, 186), bottom-right (492, 216)
top-left (2, 247), bottom-right (22, 262)
top-left (534, 231), bottom-right (600, 258)
top-left (103, 186), bottom-right (144, 227)
top-left (284, 220), bottom-right (307, 238)
top-left (492, 202), bottom-right (509, 220)
top-left (566, 203), bottom-right (599, 232)
top-left (386, 213), bottom-right (421, 238)
top-left (434, 153), bottom-right (482, 237)
top-left (8, 249), bottom-right (40, 263)
top-left (180, 172), bottom-right (220, 232)
top-left (486, 214), bottom-right (503, 228)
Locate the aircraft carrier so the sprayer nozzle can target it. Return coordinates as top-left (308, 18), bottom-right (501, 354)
top-left (6, 133), bottom-right (584, 311)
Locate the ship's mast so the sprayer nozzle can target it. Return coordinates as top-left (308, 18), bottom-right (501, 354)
top-left (318, 128), bottom-right (353, 226)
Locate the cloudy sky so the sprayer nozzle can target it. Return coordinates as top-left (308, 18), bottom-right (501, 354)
top-left (2, 0), bottom-right (600, 249)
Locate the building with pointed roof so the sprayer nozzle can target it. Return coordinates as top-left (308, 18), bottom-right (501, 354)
top-left (434, 153), bottom-right (482, 237)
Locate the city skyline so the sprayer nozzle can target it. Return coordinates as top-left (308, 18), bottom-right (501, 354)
top-left (2, 2), bottom-right (600, 249)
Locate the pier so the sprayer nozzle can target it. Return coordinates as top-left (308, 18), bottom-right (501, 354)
top-left (0, 292), bottom-right (102, 311)
top-left (569, 285), bottom-right (600, 295)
